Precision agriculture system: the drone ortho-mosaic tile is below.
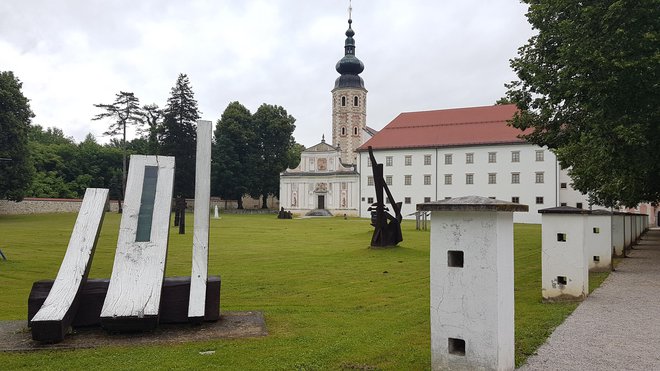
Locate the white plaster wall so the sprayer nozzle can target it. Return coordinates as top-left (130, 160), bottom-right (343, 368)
top-left (584, 214), bottom-right (612, 272)
top-left (541, 214), bottom-right (589, 300)
top-left (558, 168), bottom-right (590, 208)
top-left (430, 211), bottom-right (514, 371)
top-left (611, 215), bottom-right (626, 257)
top-left (358, 143), bottom-right (588, 224)
top-left (279, 174), bottom-right (359, 216)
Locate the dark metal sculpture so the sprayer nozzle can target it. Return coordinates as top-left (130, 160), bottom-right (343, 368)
top-left (175, 195), bottom-right (186, 234)
top-left (367, 146), bottom-right (403, 247)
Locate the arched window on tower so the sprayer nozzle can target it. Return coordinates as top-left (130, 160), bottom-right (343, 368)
top-left (341, 96), bottom-right (346, 106)
top-left (353, 126), bottom-right (358, 136)
top-left (341, 127), bottom-right (346, 136)
top-left (354, 96), bottom-right (359, 106)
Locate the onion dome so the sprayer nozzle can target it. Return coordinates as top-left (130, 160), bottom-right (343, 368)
top-left (334, 18), bottom-right (365, 89)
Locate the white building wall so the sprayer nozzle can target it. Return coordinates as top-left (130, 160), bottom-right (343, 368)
top-left (558, 169), bottom-right (590, 208)
top-left (358, 143), bottom-right (588, 223)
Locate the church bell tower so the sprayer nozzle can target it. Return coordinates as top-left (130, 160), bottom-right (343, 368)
top-left (332, 7), bottom-right (367, 166)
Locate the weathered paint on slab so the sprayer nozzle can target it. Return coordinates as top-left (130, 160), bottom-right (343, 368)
top-left (31, 188), bottom-right (109, 342)
top-left (189, 120), bottom-right (212, 320)
top-left (100, 155), bottom-right (174, 331)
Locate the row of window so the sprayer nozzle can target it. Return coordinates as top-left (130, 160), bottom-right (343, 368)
top-left (340, 96), bottom-right (360, 107)
top-left (373, 150), bottom-right (545, 167)
top-left (364, 196), bottom-right (548, 205)
top-left (339, 126), bottom-right (360, 136)
top-left (367, 172), bottom-right (546, 186)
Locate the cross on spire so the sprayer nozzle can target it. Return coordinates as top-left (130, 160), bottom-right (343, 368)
top-left (348, 0), bottom-right (352, 20)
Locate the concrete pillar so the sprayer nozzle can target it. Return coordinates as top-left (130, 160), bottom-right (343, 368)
top-left (624, 215), bottom-right (633, 250)
top-left (584, 212), bottom-right (613, 272)
top-left (539, 207), bottom-right (589, 301)
top-left (611, 213), bottom-right (625, 257)
top-left (418, 196), bottom-right (528, 371)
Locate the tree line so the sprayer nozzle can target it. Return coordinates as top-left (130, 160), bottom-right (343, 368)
top-left (0, 72), bottom-right (302, 208)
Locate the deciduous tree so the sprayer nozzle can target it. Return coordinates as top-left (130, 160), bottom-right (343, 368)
top-left (504, 0), bottom-right (660, 207)
top-left (0, 71), bottom-right (35, 201)
top-left (250, 104), bottom-right (296, 208)
top-left (212, 102), bottom-right (256, 209)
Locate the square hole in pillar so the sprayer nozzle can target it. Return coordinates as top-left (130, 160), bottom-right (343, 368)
top-left (447, 250), bottom-right (464, 268)
top-left (557, 233), bottom-right (567, 242)
top-left (557, 276), bottom-right (567, 285)
top-left (593, 227), bottom-right (600, 234)
top-left (593, 256), bottom-right (600, 262)
top-left (448, 338), bottom-right (466, 356)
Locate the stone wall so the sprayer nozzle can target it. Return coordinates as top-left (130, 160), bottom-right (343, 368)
top-left (0, 198), bottom-right (120, 215)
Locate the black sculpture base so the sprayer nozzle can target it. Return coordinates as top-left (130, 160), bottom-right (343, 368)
top-left (28, 276), bottom-right (221, 341)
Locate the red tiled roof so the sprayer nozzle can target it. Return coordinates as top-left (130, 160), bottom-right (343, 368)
top-left (358, 104), bottom-right (529, 151)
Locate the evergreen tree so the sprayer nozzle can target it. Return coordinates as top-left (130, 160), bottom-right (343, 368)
top-left (160, 73), bottom-right (200, 197)
top-left (212, 102), bottom-right (256, 209)
top-left (0, 71), bottom-right (35, 201)
top-left (142, 103), bottom-right (163, 155)
top-left (504, 0), bottom-right (660, 207)
top-left (92, 91), bottom-right (144, 204)
top-left (250, 104), bottom-right (296, 208)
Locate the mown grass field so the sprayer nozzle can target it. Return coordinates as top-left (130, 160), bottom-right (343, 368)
top-left (0, 213), bottom-right (608, 370)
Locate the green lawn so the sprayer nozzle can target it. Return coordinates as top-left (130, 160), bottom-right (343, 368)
top-left (0, 213), bottom-right (607, 370)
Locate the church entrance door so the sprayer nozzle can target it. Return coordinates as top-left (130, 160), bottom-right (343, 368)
top-left (318, 195), bottom-right (325, 209)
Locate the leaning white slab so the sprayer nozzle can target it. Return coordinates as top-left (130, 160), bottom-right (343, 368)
top-left (188, 120), bottom-right (212, 321)
top-left (100, 155), bottom-right (175, 332)
top-left (31, 188), bottom-right (109, 342)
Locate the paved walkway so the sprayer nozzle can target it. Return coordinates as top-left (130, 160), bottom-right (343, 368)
top-left (521, 228), bottom-right (660, 370)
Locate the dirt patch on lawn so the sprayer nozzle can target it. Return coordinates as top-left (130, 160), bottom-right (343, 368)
top-left (0, 311), bottom-right (267, 352)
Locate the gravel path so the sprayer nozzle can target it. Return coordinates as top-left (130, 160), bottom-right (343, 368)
top-left (520, 228), bottom-right (660, 370)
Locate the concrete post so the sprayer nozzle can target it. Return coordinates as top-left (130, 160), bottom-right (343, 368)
top-left (611, 213), bottom-right (625, 257)
top-left (418, 196), bottom-right (528, 371)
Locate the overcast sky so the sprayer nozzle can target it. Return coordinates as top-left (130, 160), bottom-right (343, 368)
top-left (0, 0), bottom-right (534, 148)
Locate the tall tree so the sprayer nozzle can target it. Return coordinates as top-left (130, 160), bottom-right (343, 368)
top-left (160, 74), bottom-right (200, 197)
top-left (504, 0), bottom-right (660, 207)
top-left (212, 102), bottom-right (256, 209)
top-left (250, 104), bottom-right (296, 208)
top-left (142, 103), bottom-right (163, 155)
top-left (92, 91), bottom-right (144, 205)
top-left (0, 71), bottom-right (35, 201)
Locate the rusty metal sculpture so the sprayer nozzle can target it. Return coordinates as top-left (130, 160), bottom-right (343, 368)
top-left (367, 146), bottom-right (403, 247)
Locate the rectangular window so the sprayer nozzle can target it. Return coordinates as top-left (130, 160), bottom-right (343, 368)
top-left (535, 150), bottom-right (544, 162)
top-left (404, 155), bottom-right (412, 166)
top-left (560, 202), bottom-right (567, 206)
top-left (404, 175), bottom-right (412, 185)
top-left (576, 202), bottom-right (583, 209)
top-left (367, 176), bottom-right (374, 186)
top-left (560, 182), bottom-right (567, 189)
top-left (488, 173), bottom-right (497, 184)
top-left (444, 154), bottom-right (453, 165)
top-left (536, 196), bottom-right (544, 204)
top-left (465, 173), bottom-right (474, 185)
top-left (424, 154), bottom-right (432, 165)
top-left (557, 233), bottom-right (567, 242)
top-left (385, 175), bottom-right (392, 186)
top-left (424, 174), bottom-right (432, 185)
top-left (367, 160), bottom-right (371, 167)
top-left (511, 151), bottom-right (520, 163)
top-left (404, 197), bottom-right (411, 204)
top-left (367, 197), bottom-right (374, 204)
top-left (465, 153), bottom-right (474, 164)
top-left (424, 197), bottom-right (431, 203)
top-left (511, 196), bottom-right (520, 203)
top-left (385, 156), bottom-right (393, 166)
top-left (488, 152), bottom-right (497, 163)
top-left (535, 172), bottom-right (544, 184)
top-left (511, 172), bottom-right (520, 184)
top-left (444, 174), bottom-right (452, 185)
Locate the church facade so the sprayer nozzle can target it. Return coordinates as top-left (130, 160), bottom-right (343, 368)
top-left (279, 15), bottom-right (374, 216)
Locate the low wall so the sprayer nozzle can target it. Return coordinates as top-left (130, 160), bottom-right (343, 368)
top-left (0, 198), bottom-right (120, 215)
